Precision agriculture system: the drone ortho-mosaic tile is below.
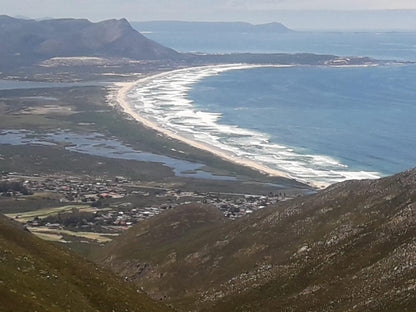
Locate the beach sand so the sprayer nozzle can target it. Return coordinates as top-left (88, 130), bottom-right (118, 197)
top-left (112, 65), bottom-right (296, 181)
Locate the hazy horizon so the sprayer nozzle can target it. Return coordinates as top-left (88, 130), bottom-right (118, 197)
top-left (2, 0), bottom-right (416, 31)
top-left (6, 10), bottom-right (416, 32)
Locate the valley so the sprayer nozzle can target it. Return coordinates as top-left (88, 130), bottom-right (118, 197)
top-left (0, 15), bottom-right (415, 312)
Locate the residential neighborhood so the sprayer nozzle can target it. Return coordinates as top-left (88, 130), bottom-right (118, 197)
top-left (0, 172), bottom-right (291, 242)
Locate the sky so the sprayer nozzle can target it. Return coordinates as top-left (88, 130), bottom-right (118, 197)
top-left (2, 0), bottom-right (416, 30)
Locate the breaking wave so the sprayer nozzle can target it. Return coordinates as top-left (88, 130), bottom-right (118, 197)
top-left (126, 65), bottom-right (381, 185)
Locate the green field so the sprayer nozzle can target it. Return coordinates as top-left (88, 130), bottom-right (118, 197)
top-left (5, 204), bottom-right (94, 222)
top-left (28, 226), bottom-right (119, 243)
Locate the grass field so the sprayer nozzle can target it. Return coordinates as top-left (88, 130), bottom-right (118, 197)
top-left (27, 226), bottom-right (118, 243)
top-left (5, 204), bottom-right (118, 243)
top-left (5, 204), bottom-right (94, 222)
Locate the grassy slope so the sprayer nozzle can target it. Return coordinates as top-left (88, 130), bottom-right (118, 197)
top-left (94, 204), bottom-right (228, 301)
top-left (0, 214), bottom-right (170, 312)
top-left (95, 168), bottom-right (416, 311)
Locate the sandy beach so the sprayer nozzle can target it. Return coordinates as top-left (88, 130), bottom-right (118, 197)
top-left (112, 65), bottom-right (294, 180)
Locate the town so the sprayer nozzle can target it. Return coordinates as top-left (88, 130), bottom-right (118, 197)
top-left (0, 172), bottom-right (292, 243)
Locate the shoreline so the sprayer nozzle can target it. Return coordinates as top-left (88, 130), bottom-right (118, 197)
top-left (111, 64), bottom-right (331, 189)
top-left (112, 65), bottom-right (299, 178)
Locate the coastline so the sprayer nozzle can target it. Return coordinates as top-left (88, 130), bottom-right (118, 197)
top-left (112, 65), bottom-right (300, 182)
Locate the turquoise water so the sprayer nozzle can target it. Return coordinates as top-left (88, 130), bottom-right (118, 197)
top-left (126, 64), bottom-right (416, 184)
top-left (188, 65), bottom-right (416, 182)
top-left (129, 29), bottom-right (416, 184)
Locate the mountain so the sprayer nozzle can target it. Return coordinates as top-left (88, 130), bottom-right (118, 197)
top-left (0, 15), bottom-right (179, 68)
top-left (0, 15), bottom-right (379, 75)
top-left (94, 168), bottom-right (416, 311)
top-left (132, 21), bottom-right (293, 33)
top-left (0, 214), bottom-right (170, 312)
top-left (252, 22), bottom-right (293, 32)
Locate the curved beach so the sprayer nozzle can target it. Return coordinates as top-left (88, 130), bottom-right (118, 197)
top-left (114, 65), bottom-right (292, 180)
top-left (111, 64), bottom-right (386, 189)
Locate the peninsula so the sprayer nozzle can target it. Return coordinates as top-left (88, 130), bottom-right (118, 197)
top-left (1, 15), bottom-right (415, 312)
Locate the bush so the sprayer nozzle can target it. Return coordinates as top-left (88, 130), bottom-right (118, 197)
top-left (0, 181), bottom-right (32, 195)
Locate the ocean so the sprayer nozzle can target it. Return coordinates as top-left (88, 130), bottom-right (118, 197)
top-left (140, 30), bottom-right (416, 62)
top-left (126, 31), bottom-right (416, 185)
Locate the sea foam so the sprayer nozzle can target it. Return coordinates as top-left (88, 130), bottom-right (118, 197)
top-left (127, 65), bottom-right (381, 185)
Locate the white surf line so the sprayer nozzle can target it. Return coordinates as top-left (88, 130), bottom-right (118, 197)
top-left (113, 64), bottom-right (382, 189)
top-left (109, 64), bottom-right (384, 189)
top-left (113, 64), bottom-right (300, 181)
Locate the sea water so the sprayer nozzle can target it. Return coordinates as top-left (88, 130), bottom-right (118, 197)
top-left (127, 64), bottom-right (416, 185)
top-left (189, 65), bottom-right (416, 182)
top-left (141, 30), bottom-right (416, 62)
top-left (125, 30), bottom-right (416, 185)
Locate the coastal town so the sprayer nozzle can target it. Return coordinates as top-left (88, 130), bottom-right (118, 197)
top-left (0, 172), bottom-right (292, 243)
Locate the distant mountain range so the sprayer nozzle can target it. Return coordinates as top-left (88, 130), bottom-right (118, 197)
top-left (132, 21), bottom-right (293, 33)
top-left (0, 15), bottom-right (179, 68)
top-left (95, 167), bottom-right (416, 311)
top-left (0, 15), bottom-right (381, 75)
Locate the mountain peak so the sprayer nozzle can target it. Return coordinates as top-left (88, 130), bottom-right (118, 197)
top-left (0, 15), bottom-right (179, 67)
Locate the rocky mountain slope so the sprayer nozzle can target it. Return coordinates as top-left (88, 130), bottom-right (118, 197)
top-left (0, 15), bottom-right (179, 68)
top-left (0, 214), bottom-right (171, 312)
top-left (94, 168), bottom-right (416, 311)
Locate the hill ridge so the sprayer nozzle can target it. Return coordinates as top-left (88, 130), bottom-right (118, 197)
top-left (94, 167), bottom-right (416, 311)
top-left (0, 214), bottom-right (170, 312)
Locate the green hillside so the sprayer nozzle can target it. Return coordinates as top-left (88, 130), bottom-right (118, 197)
top-left (94, 203), bottom-right (228, 303)
top-left (95, 168), bottom-right (416, 311)
top-left (0, 214), bottom-right (171, 312)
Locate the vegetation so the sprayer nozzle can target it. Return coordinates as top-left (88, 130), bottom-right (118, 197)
top-left (0, 15), bottom-right (179, 70)
top-left (0, 214), bottom-right (171, 312)
top-left (94, 168), bottom-right (416, 311)
top-left (0, 181), bottom-right (32, 195)
top-left (1, 14), bottom-right (408, 312)
top-left (0, 85), bottom-right (307, 188)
